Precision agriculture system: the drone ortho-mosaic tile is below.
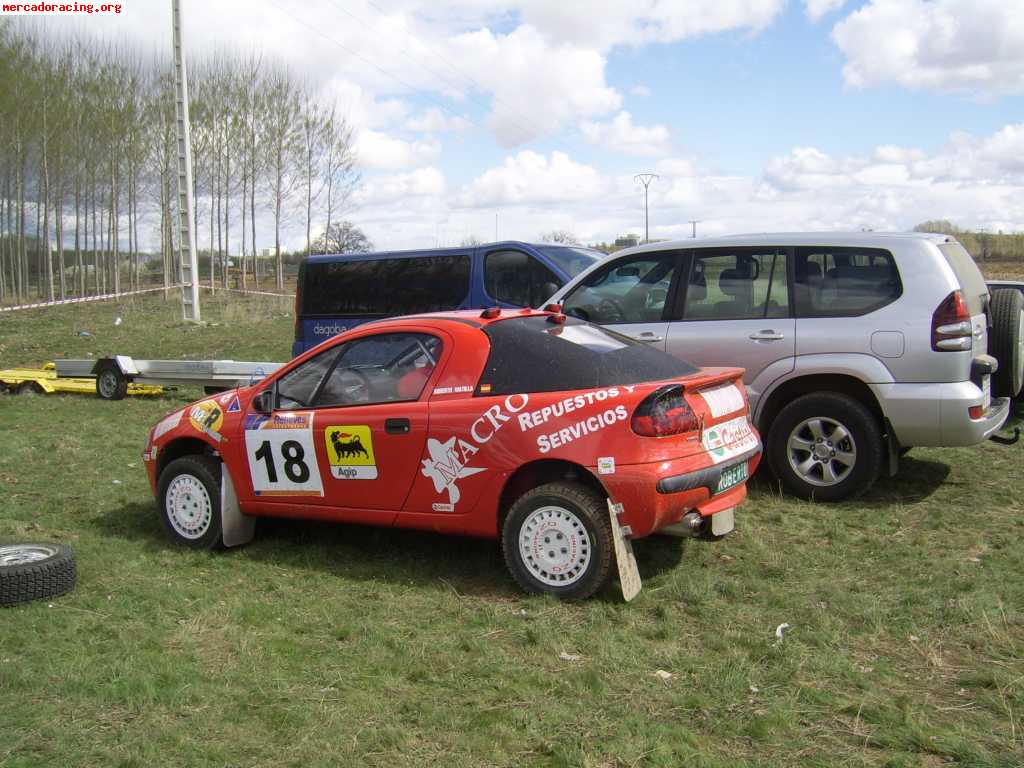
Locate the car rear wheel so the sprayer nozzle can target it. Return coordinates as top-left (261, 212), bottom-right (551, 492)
top-left (989, 288), bottom-right (1024, 399)
top-left (767, 392), bottom-right (883, 502)
top-left (157, 455), bottom-right (223, 549)
top-left (501, 481), bottom-right (613, 600)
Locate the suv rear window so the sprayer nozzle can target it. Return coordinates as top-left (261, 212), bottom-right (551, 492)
top-left (939, 242), bottom-right (988, 315)
top-left (301, 255), bottom-right (471, 317)
top-left (793, 247), bottom-right (902, 317)
top-left (479, 316), bottom-right (698, 395)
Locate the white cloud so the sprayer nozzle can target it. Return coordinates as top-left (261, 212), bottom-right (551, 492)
top-left (403, 108), bottom-right (470, 134)
top-left (832, 0), bottom-right (1024, 95)
top-left (580, 111), bottom-right (672, 157)
top-left (353, 130), bottom-right (441, 170)
top-left (355, 167), bottom-right (447, 206)
top-left (512, 0), bottom-right (785, 48)
top-left (449, 25), bottom-right (620, 145)
top-left (459, 151), bottom-right (606, 206)
top-left (804, 0), bottom-right (847, 22)
top-left (630, 85), bottom-right (652, 98)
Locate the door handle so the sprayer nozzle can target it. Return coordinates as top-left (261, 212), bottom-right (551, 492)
top-left (634, 332), bottom-right (664, 343)
top-left (385, 418), bottom-right (410, 435)
top-left (749, 330), bottom-right (785, 341)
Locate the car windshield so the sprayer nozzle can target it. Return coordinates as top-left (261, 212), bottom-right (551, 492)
top-left (479, 315), bottom-right (698, 395)
top-left (534, 245), bottom-right (604, 278)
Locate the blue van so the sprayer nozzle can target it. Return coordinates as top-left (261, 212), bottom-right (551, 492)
top-left (292, 240), bottom-right (603, 356)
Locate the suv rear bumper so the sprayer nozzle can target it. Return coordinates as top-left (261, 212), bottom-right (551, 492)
top-left (871, 381), bottom-right (1010, 447)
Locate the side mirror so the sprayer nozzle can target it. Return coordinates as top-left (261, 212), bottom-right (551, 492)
top-left (615, 266), bottom-right (640, 278)
top-left (252, 385), bottom-right (276, 414)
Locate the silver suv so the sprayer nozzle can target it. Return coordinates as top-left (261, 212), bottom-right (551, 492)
top-left (549, 232), bottom-right (1020, 501)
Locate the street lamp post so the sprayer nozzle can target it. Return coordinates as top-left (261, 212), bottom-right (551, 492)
top-left (634, 173), bottom-right (658, 243)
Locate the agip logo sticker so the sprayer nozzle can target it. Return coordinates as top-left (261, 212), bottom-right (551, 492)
top-left (324, 425), bottom-right (378, 479)
top-left (189, 400), bottom-right (224, 442)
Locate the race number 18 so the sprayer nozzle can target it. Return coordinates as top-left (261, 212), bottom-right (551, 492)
top-left (245, 425), bottom-right (323, 496)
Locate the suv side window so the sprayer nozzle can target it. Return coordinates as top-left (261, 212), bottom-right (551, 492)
top-left (562, 253), bottom-right (677, 324)
top-left (485, 250), bottom-right (562, 307)
top-left (682, 249), bottom-right (789, 320)
top-left (794, 247), bottom-right (901, 317)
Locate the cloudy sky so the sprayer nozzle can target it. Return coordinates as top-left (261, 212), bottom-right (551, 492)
top-left (44, 0), bottom-right (1024, 250)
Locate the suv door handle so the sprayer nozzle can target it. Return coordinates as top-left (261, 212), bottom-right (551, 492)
top-left (385, 418), bottom-right (411, 435)
top-left (749, 330), bottom-right (785, 341)
top-left (634, 331), bottom-right (664, 343)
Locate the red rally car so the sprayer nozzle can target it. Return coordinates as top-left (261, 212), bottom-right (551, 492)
top-left (143, 307), bottom-right (761, 599)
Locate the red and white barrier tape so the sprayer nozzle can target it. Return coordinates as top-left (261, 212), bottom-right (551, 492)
top-left (0, 284), bottom-right (292, 312)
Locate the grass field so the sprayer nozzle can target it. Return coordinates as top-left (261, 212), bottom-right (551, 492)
top-left (1, 292), bottom-right (1023, 767)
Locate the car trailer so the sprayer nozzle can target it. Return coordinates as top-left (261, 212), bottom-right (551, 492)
top-left (0, 362), bottom-right (164, 398)
top-left (53, 356), bottom-right (284, 400)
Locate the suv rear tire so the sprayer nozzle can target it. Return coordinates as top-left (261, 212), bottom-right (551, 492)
top-left (989, 288), bottom-right (1024, 399)
top-left (767, 392), bottom-right (883, 502)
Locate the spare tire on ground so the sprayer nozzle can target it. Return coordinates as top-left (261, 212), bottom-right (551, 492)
top-left (989, 288), bottom-right (1024, 399)
top-left (0, 543), bottom-right (77, 607)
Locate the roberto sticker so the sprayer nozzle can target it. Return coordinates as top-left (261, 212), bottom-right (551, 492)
top-left (324, 425), bottom-right (378, 480)
top-left (189, 400), bottom-right (225, 442)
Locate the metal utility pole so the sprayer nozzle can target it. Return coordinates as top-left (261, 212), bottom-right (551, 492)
top-left (172, 0), bottom-right (200, 322)
top-left (689, 220), bottom-right (700, 238)
top-left (634, 173), bottom-right (658, 243)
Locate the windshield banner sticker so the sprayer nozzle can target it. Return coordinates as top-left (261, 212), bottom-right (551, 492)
top-left (324, 425), bottom-right (378, 480)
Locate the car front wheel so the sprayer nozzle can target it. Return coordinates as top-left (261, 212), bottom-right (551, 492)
top-left (157, 455), bottom-right (223, 549)
top-left (767, 392), bottom-right (883, 502)
top-left (501, 481), bottom-right (613, 600)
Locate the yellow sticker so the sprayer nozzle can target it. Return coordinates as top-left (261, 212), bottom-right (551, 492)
top-left (189, 400), bottom-right (225, 442)
top-left (324, 425), bottom-right (378, 480)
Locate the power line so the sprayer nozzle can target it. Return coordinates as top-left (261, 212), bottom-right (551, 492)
top-left (331, 0), bottom-right (545, 145)
top-left (264, 0), bottom-right (485, 137)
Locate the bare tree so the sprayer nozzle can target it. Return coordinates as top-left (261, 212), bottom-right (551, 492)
top-left (541, 229), bottom-right (579, 245)
top-left (312, 221), bottom-right (372, 254)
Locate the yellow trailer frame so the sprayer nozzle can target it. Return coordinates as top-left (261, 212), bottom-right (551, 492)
top-left (0, 363), bottom-right (164, 397)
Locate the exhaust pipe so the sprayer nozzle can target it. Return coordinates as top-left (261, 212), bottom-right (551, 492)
top-left (658, 511), bottom-right (704, 538)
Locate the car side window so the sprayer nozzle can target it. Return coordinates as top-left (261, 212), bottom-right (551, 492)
top-left (562, 253), bottom-right (677, 324)
top-left (485, 250), bottom-right (562, 307)
top-left (683, 250), bottom-right (789, 320)
top-left (276, 347), bottom-right (340, 410)
top-left (313, 333), bottom-right (443, 407)
top-left (793, 247), bottom-right (901, 317)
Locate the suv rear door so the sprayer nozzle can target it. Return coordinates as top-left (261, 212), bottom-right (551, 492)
top-left (665, 247), bottom-right (795, 405)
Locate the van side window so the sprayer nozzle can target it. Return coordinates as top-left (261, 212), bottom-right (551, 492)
top-left (484, 250), bottom-right (562, 307)
top-left (683, 250), bottom-right (788, 320)
top-left (793, 247), bottom-right (901, 317)
top-left (562, 254), bottom-right (676, 324)
top-left (302, 255), bottom-right (471, 316)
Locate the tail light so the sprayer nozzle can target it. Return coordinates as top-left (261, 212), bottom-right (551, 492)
top-left (931, 290), bottom-right (972, 351)
top-left (631, 385), bottom-right (699, 437)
